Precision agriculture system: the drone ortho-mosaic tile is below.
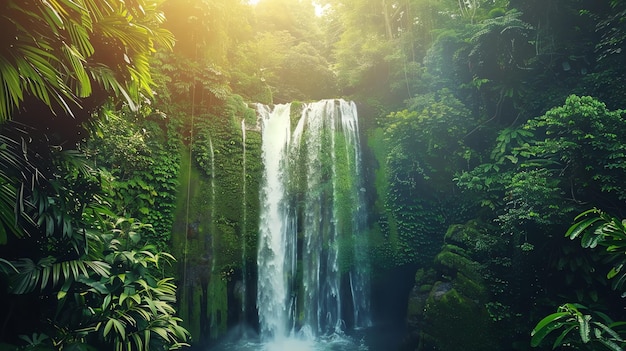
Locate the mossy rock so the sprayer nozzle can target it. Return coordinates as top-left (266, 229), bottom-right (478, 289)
top-left (414, 267), bottom-right (437, 284)
top-left (422, 286), bottom-right (497, 351)
top-left (454, 272), bottom-right (486, 301)
top-left (406, 295), bottom-right (424, 331)
top-left (434, 250), bottom-right (482, 281)
top-left (418, 284), bottom-right (433, 293)
top-left (444, 220), bottom-right (503, 255)
top-left (440, 243), bottom-right (467, 256)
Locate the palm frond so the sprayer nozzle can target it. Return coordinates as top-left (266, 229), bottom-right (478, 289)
top-left (9, 256), bottom-right (111, 294)
top-left (0, 0), bottom-right (173, 121)
top-left (0, 122), bottom-right (48, 239)
top-left (61, 44), bottom-right (92, 98)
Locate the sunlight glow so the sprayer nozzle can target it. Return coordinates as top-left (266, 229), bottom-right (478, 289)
top-left (247, 0), bottom-right (327, 17)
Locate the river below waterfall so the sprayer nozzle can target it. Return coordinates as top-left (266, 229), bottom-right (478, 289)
top-left (210, 336), bottom-right (366, 351)
top-left (206, 324), bottom-right (405, 351)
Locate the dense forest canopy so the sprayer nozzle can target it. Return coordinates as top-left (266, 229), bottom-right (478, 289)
top-left (1, 0), bottom-right (626, 350)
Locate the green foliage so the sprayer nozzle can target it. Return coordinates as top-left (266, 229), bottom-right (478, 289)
top-left (458, 95), bottom-right (626, 253)
top-left (84, 106), bottom-right (181, 250)
top-left (386, 90), bottom-right (474, 184)
top-left (521, 96), bottom-right (626, 200)
top-left (469, 9), bottom-right (534, 77)
top-left (531, 303), bottom-right (626, 350)
top-left (530, 209), bottom-right (626, 350)
top-left (373, 90), bottom-right (476, 267)
top-left (0, 1), bottom-right (188, 349)
top-left (0, 142), bottom-right (103, 259)
top-left (3, 209), bottom-right (189, 350)
top-left (275, 42), bottom-right (338, 101)
top-left (0, 122), bottom-right (46, 242)
top-left (0, 94), bottom-right (185, 351)
top-left (0, 0), bottom-right (174, 121)
top-left (566, 209), bottom-right (626, 292)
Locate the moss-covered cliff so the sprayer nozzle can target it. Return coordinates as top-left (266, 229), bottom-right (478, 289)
top-left (171, 97), bottom-right (261, 344)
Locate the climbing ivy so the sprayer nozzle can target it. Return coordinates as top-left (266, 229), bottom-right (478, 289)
top-left (84, 104), bottom-right (182, 250)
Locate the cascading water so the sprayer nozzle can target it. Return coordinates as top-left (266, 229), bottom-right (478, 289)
top-left (240, 119), bottom-right (248, 320)
top-left (256, 103), bottom-right (293, 341)
top-left (255, 99), bottom-right (371, 350)
top-left (209, 137), bottom-right (217, 275)
top-left (339, 102), bottom-right (372, 329)
top-left (208, 137), bottom-right (219, 334)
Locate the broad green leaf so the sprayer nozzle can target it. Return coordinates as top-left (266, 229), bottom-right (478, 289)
top-left (112, 319), bottom-right (126, 340)
top-left (593, 321), bottom-right (624, 341)
top-left (531, 312), bottom-right (569, 347)
top-left (581, 228), bottom-right (602, 248)
top-left (130, 333), bottom-right (143, 351)
top-left (566, 217), bottom-right (601, 241)
top-left (102, 294), bottom-right (112, 310)
top-left (103, 318), bottom-right (114, 337)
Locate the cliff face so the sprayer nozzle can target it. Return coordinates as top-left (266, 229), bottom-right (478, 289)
top-left (171, 99), bottom-right (262, 344)
top-left (169, 98), bottom-right (433, 348)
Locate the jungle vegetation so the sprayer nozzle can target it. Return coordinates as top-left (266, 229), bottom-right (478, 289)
top-left (1, 0), bottom-right (626, 350)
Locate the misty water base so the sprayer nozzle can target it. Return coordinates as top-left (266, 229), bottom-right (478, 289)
top-left (207, 323), bottom-right (405, 351)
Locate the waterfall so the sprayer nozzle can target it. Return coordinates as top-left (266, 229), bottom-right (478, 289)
top-left (240, 118), bottom-right (248, 319)
top-left (208, 137), bottom-right (218, 333)
top-left (209, 137), bottom-right (217, 275)
top-left (339, 101), bottom-right (372, 329)
top-left (256, 99), bottom-right (371, 343)
top-left (257, 103), bottom-right (293, 340)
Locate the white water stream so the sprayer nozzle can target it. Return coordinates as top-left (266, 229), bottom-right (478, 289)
top-left (241, 118), bottom-right (248, 320)
top-left (255, 99), bottom-right (371, 349)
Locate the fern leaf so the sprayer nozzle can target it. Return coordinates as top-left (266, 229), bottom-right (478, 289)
top-left (578, 314), bottom-right (591, 343)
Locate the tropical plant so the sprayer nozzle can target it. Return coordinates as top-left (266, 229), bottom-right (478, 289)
top-left (83, 104), bottom-right (182, 250)
top-left (0, 0), bottom-right (174, 121)
top-left (565, 209), bottom-right (626, 293)
top-left (531, 208), bottom-right (626, 350)
top-left (0, 123), bottom-right (101, 256)
top-left (531, 303), bottom-right (626, 351)
top-left (0, 1), bottom-right (184, 348)
top-left (5, 213), bottom-right (190, 351)
top-left (0, 122), bottom-right (43, 243)
top-left (0, 0), bottom-right (175, 254)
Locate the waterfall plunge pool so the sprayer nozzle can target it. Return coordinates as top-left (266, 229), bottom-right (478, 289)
top-left (205, 323), bottom-right (406, 351)
top-left (209, 335), bottom-right (365, 351)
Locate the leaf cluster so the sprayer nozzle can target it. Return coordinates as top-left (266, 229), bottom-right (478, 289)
top-left (7, 214), bottom-right (189, 351)
top-left (0, 0), bottom-right (174, 121)
top-left (532, 303), bottom-right (626, 350)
